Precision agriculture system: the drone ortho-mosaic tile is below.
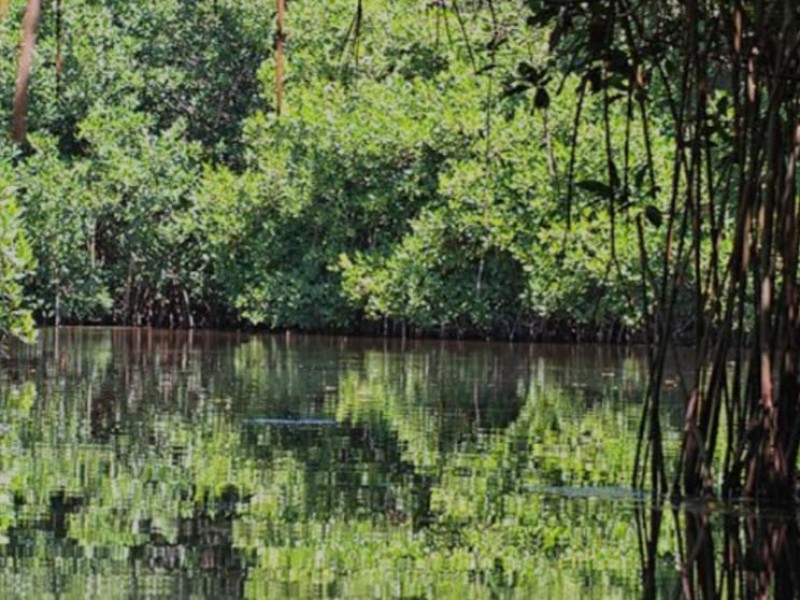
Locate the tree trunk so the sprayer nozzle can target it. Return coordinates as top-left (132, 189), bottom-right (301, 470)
top-left (12, 0), bottom-right (42, 144)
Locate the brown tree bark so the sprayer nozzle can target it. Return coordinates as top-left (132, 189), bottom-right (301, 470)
top-left (11, 0), bottom-right (42, 144)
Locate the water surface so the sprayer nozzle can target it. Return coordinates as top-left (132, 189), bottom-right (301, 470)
top-left (0, 328), bottom-right (789, 599)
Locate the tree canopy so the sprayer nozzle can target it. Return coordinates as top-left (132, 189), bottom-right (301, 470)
top-left (0, 0), bottom-right (675, 341)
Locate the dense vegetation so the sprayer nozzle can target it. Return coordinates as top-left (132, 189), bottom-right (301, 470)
top-left (0, 0), bottom-right (676, 341)
top-left (528, 0), bottom-right (800, 509)
top-left (3, 0), bottom-right (800, 594)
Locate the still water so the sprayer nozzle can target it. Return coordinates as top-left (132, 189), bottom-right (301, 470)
top-left (0, 328), bottom-right (794, 599)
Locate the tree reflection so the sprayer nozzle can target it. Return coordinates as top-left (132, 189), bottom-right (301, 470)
top-left (0, 329), bottom-right (687, 598)
top-left (638, 501), bottom-right (800, 599)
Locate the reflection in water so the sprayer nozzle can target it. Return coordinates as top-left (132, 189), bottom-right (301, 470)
top-left (0, 328), bottom-right (794, 598)
top-left (638, 502), bottom-right (800, 600)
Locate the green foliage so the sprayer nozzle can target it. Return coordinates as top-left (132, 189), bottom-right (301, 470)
top-left (197, 0), bottom-right (674, 336)
top-left (1, 0), bottom-right (272, 328)
top-left (3, 0), bottom-right (674, 337)
top-left (77, 106), bottom-right (206, 325)
top-left (0, 146), bottom-right (35, 344)
top-left (18, 107), bottom-right (205, 325)
top-left (18, 133), bottom-right (108, 322)
top-left (0, 0), bottom-right (271, 159)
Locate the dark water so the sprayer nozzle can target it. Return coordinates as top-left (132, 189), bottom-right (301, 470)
top-left (0, 328), bottom-right (795, 599)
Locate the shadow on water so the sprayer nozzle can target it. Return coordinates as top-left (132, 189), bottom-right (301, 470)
top-left (0, 328), bottom-right (798, 598)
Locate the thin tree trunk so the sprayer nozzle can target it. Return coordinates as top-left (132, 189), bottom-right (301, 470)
top-left (12, 0), bottom-right (42, 144)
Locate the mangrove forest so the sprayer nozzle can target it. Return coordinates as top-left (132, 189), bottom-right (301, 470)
top-left (2, 0), bottom-right (800, 598)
